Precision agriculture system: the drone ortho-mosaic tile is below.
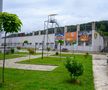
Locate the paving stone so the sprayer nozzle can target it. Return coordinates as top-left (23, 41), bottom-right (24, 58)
top-left (0, 54), bottom-right (57, 71)
top-left (93, 54), bottom-right (108, 90)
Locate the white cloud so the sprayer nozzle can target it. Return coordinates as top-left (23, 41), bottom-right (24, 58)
top-left (3, 0), bottom-right (108, 32)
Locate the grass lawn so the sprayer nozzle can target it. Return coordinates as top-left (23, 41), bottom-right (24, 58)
top-left (18, 57), bottom-right (62, 65)
top-left (0, 53), bottom-right (26, 60)
top-left (0, 54), bottom-right (94, 90)
top-left (0, 52), bottom-right (45, 60)
top-left (15, 52), bottom-right (46, 55)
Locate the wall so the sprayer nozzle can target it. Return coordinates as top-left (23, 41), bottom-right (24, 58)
top-left (3, 34), bottom-right (55, 49)
top-left (0, 22), bottom-right (104, 52)
top-left (92, 30), bottom-right (104, 51)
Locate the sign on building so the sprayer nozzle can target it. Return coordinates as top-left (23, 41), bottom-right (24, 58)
top-left (55, 33), bottom-right (64, 41)
top-left (78, 31), bottom-right (92, 46)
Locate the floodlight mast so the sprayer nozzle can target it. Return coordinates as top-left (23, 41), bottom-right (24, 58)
top-left (46, 14), bottom-right (58, 55)
top-left (42, 14), bottom-right (62, 59)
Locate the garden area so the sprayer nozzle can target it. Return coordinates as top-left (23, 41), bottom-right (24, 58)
top-left (0, 53), bottom-right (26, 60)
top-left (0, 54), bottom-right (94, 90)
top-left (0, 48), bottom-right (46, 60)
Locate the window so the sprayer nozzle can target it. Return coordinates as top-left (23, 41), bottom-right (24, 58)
top-left (25, 33), bottom-right (33, 36)
top-left (40, 30), bottom-right (46, 35)
top-left (34, 31), bottom-right (39, 35)
top-left (39, 43), bottom-right (42, 45)
top-left (67, 25), bottom-right (77, 32)
top-left (80, 23), bottom-right (92, 31)
top-left (48, 28), bottom-right (54, 34)
top-left (56, 27), bottom-right (64, 34)
top-left (35, 43), bottom-right (38, 45)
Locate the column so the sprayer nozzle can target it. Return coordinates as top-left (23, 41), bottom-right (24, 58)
top-left (64, 26), bottom-right (67, 47)
top-left (76, 24), bottom-right (80, 51)
top-left (92, 22), bottom-right (96, 51)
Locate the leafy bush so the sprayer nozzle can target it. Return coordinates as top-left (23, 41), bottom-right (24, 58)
top-left (23, 40), bottom-right (28, 44)
top-left (17, 47), bottom-right (21, 50)
top-left (55, 52), bottom-right (59, 55)
top-left (27, 48), bottom-right (35, 55)
top-left (65, 57), bottom-right (83, 82)
top-left (47, 47), bottom-right (51, 52)
top-left (84, 52), bottom-right (89, 58)
top-left (11, 48), bottom-right (15, 54)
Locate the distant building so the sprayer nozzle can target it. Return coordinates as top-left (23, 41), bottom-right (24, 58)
top-left (0, 22), bottom-right (104, 52)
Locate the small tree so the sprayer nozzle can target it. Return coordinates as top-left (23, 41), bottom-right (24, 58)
top-left (27, 48), bottom-right (35, 61)
top-left (84, 52), bottom-right (89, 58)
top-left (71, 41), bottom-right (76, 58)
top-left (46, 47), bottom-right (51, 57)
top-left (23, 40), bottom-right (28, 45)
top-left (65, 57), bottom-right (83, 83)
top-left (47, 47), bottom-right (51, 52)
top-left (0, 12), bottom-right (22, 83)
top-left (10, 48), bottom-right (15, 54)
top-left (57, 40), bottom-right (64, 59)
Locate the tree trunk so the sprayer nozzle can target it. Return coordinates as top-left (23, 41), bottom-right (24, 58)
top-left (2, 32), bottom-right (6, 83)
top-left (42, 41), bottom-right (44, 59)
top-left (60, 44), bottom-right (61, 60)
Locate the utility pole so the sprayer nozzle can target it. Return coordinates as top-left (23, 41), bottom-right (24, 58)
top-left (0, 0), bottom-right (3, 12)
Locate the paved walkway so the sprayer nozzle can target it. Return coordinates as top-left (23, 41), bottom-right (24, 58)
top-left (0, 54), bottom-right (57, 71)
top-left (93, 54), bottom-right (108, 90)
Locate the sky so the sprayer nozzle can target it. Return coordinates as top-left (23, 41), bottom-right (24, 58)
top-left (3, 0), bottom-right (108, 32)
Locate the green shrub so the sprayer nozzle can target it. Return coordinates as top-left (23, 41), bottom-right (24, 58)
top-left (55, 52), bottom-right (59, 55)
top-left (11, 48), bottom-right (15, 54)
top-left (84, 52), bottom-right (89, 58)
top-left (47, 47), bottom-right (51, 52)
top-left (27, 48), bottom-right (35, 55)
top-left (65, 57), bottom-right (83, 82)
top-left (17, 47), bottom-right (21, 50)
top-left (23, 40), bottom-right (28, 44)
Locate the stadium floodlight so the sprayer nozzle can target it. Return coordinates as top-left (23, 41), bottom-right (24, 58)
top-left (48, 14), bottom-right (58, 23)
top-left (48, 14), bottom-right (58, 16)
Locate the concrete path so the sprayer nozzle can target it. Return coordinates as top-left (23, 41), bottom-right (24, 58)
top-left (93, 54), bottom-right (108, 90)
top-left (0, 54), bottom-right (57, 71)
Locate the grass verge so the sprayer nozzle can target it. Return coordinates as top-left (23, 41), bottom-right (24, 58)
top-left (0, 54), bottom-right (95, 90)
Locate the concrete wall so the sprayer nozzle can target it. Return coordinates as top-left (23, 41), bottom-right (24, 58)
top-left (92, 30), bottom-right (104, 51)
top-left (3, 34), bottom-right (55, 49)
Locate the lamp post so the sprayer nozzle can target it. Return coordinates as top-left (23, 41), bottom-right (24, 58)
top-left (107, 56), bottom-right (108, 64)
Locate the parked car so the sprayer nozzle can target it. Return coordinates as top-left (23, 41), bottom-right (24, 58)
top-left (62, 48), bottom-right (69, 52)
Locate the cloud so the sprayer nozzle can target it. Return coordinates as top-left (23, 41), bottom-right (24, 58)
top-left (3, 0), bottom-right (108, 32)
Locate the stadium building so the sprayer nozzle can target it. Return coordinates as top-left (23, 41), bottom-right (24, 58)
top-left (0, 22), bottom-right (104, 52)
top-left (0, 1), bottom-right (104, 52)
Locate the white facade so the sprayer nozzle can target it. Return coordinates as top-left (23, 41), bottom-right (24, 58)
top-left (0, 22), bottom-right (104, 52)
